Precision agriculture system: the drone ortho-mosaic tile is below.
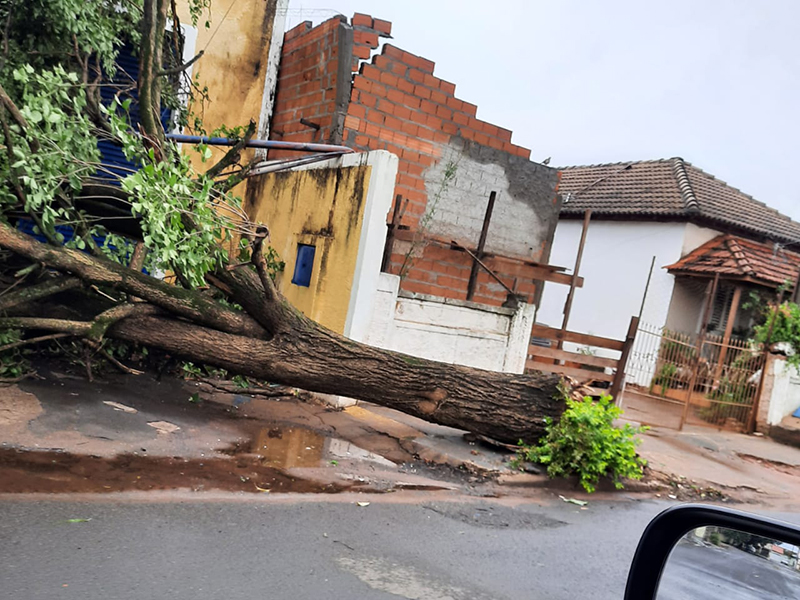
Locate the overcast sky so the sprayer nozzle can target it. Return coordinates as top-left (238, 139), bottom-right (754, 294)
top-left (282, 1), bottom-right (800, 220)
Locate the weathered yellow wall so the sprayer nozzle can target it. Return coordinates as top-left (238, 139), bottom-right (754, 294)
top-left (244, 165), bottom-right (372, 333)
top-left (175, 0), bottom-right (278, 169)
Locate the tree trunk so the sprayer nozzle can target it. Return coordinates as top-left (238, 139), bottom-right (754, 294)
top-left (0, 221), bottom-right (565, 445)
top-left (108, 315), bottom-right (564, 444)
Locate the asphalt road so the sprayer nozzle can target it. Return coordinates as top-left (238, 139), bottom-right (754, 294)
top-left (0, 496), bottom-right (797, 600)
top-left (659, 538), bottom-right (800, 600)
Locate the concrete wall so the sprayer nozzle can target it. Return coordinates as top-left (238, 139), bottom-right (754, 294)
top-left (538, 220), bottom-right (688, 343)
top-left (757, 354), bottom-right (800, 429)
top-left (665, 277), bottom-right (707, 334)
top-left (243, 150), bottom-right (397, 335)
top-left (363, 273), bottom-right (536, 373)
top-left (175, 0), bottom-right (284, 169)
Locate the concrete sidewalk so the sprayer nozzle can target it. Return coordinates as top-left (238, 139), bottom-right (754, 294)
top-left (3, 366), bottom-right (800, 505)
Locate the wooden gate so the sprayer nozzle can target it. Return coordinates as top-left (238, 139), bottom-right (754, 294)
top-left (525, 316), bottom-right (639, 399)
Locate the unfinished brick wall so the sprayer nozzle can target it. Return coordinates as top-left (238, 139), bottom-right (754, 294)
top-left (269, 13), bottom-right (561, 308)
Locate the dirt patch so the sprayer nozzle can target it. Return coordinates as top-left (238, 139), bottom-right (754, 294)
top-left (737, 453), bottom-right (800, 476)
top-left (0, 448), bottom-right (361, 494)
top-left (0, 386), bottom-right (43, 428)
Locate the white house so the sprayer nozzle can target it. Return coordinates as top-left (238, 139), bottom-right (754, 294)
top-left (537, 158), bottom-right (800, 345)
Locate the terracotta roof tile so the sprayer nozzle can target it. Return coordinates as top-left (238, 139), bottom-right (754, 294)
top-left (664, 234), bottom-right (800, 287)
top-left (558, 158), bottom-right (800, 243)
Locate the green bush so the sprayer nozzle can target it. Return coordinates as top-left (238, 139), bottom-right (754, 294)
top-left (516, 394), bottom-right (648, 493)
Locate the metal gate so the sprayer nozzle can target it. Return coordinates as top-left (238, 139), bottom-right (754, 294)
top-left (623, 322), bottom-right (765, 431)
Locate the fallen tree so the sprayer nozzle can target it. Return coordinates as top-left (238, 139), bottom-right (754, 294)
top-left (0, 0), bottom-right (565, 444)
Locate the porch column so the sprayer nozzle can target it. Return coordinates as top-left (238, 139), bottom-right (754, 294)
top-left (714, 284), bottom-right (742, 381)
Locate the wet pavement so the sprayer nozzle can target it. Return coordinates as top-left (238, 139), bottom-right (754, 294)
top-left (0, 496), bottom-right (797, 600)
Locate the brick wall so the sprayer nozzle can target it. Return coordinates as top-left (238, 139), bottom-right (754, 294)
top-left (268, 16), bottom-right (347, 158)
top-left (269, 13), bottom-right (561, 308)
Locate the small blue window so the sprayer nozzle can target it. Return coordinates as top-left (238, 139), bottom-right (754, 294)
top-left (291, 244), bottom-right (316, 287)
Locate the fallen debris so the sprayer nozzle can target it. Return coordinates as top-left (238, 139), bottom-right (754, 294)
top-left (102, 401), bottom-right (138, 414)
top-left (147, 421), bottom-right (180, 435)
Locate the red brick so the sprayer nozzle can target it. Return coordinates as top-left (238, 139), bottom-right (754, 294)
top-left (354, 134), bottom-right (370, 146)
top-left (394, 104), bottom-right (412, 120)
top-left (425, 114), bottom-right (443, 130)
top-left (414, 85), bottom-right (432, 100)
top-left (371, 82), bottom-right (388, 97)
top-left (439, 80), bottom-right (456, 95)
top-left (353, 76), bottom-right (371, 92)
top-left (495, 126), bottom-right (512, 142)
top-left (359, 92), bottom-right (377, 107)
top-left (408, 68), bottom-right (426, 83)
top-left (461, 101), bottom-right (477, 116)
top-left (354, 30), bottom-right (379, 47)
top-left (419, 99), bottom-right (437, 114)
top-left (347, 104), bottom-right (367, 119)
top-left (423, 73), bottom-right (439, 88)
top-left (353, 44), bottom-right (371, 59)
top-left (453, 112), bottom-right (469, 126)
top-left (384, 115), bottom-right (402, 131)
top-left (373, 18), bottom-right (392, 35)
top-left (430, 89), bottom-right (447, 105)
top-left (400, 121), bottom-right (418, 137)
top-left (442, 121), bottom-right (458, 135)
top-left (397, 77), bottom-right (415, 93)
top-left (417, 56), bottom-right (435, 73)
top-left (435, 105), bottom-right (453, 120)
top-left (352, 13), bottom-right (373, 27)
top-left (367, 111), bottom-right (385, 125)
top-left (445, 96), bottom-right (463, 112)
top-left (379, 70), bottom-right (399, 87)
top-left (361, 64), bottom-right (380, 81)
top-left (386, 89), bottom-right (404, 104)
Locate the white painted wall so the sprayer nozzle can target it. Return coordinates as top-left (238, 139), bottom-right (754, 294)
top-left (339, 150), bottom-right (399, 342)
top-left (760, 355), bottom-right (800, 426)
top-left (364, 273), bottom-right (536, 373)
top-left (537, 220), bottom-right (689, 343)
top-left (682, 222), bottom-right (720, 256)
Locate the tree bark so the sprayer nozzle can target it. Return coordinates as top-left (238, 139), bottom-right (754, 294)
top-left (0, 220), bottom-right (566, 445)
top-left (108, 315), bottom-right (564, 444)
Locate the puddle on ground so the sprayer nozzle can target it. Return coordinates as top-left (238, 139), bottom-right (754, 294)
top-left (0, 448), bottom-right (358, 494)
top-left (229, 425), bottom-right (396, 469)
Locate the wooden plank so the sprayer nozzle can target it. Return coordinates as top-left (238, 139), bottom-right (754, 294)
top-left (527, 345), bottom-right (619, 369)
top-left (526, 360), bottom-right (615, 382)
top-left (529, 324), bottom-right (625, 351)
top-left (391, 229), bottom-right (581, 286)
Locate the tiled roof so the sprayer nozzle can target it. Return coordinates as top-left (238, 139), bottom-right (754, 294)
top-left (664, 234), bottom-right (800, 288)
top-left (558, 158), bottom-right (800, 243)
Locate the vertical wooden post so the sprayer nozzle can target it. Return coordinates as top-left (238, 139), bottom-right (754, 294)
top-left (713, 284), bottom-right (742, 382)
top-left (466, 191), bottom-right (497, 301)
top-left (380, 194), bottom-right (405, 273)
top-left (558, 209), bottom-right (592, 349)
top-left (611, 315), bottom-right (640, 406)
top-left (680, 273), bottom-right (719, 430)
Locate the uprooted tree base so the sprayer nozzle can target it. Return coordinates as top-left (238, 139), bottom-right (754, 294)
top-left (0, 221), bottom-right (566, 445)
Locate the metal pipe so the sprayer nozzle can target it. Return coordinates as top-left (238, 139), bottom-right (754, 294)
top-left (165, 133), bottom-right (354, 154)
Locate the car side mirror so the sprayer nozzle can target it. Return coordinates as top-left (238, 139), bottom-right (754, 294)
top-left (625, 504), bottom-right (800, 600)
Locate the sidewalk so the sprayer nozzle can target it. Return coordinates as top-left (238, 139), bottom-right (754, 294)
top-left (3, 366), bottom-right (800, 505)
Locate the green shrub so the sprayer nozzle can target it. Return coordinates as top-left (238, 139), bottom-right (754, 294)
top-left (516, 394), bottom-right (648, 493)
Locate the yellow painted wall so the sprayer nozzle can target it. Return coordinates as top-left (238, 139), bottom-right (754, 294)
top-left (244, 164), bottom-right (372, 333)
top-left (175, 0), bottom-right (279, 170)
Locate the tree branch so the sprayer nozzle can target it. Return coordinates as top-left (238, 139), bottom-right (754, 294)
top-left (0, 332), bottom-right (72, 352)
top-left (206, 120), bottom-right (256, 180)
top-left (87, 303), bottom-right (157, 342)
top-left (0, 220), bottom-right (266, 338)
top-left (157, 50), bottom-right (204, 76)
top-left (0, 276), bottom-right (81, 312)
top-left (0, 82), bottom-right (39, 152)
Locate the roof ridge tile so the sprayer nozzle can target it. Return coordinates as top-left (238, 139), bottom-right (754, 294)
top-left (671, 157), bottom-right (699, 212)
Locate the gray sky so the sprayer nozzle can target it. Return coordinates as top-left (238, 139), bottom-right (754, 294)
top-left (284, 1), bottom-right (799, 220)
